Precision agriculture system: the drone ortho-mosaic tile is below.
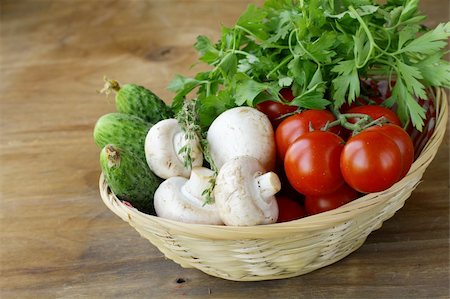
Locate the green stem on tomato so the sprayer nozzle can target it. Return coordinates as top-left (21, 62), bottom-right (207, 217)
top-left (361, 116), bottom-right (389, 130)
top-left (328, 108), bottom-right (374, 133)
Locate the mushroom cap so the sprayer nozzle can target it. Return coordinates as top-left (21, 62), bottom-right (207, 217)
top-left (214, 156), bottom-right (279, 226)
top-left (145, 119), bottom-right (203, 179)
top-left (207, 107), bottom-right (276, 170)
top-left (154, 176), bottom-right (223, 225)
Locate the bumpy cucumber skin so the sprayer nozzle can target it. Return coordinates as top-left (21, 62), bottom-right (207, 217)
top-left (116, 84), bottom-right (173, 123)
top-left (100, 145), bottom-right (161, 214)
top-left (93, 113), bottom-right (151, 161)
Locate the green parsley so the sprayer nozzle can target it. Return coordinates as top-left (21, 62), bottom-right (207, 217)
top-left (169, 0), bottom-right (449, 131)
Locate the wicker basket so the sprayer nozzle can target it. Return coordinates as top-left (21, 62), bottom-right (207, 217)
top-left (99, 88), bottom-right (448, 281)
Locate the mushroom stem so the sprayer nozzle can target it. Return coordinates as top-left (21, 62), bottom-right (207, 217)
top-left (255, 172), bottom-right (281, 201)
top-left (214, 156), bottom-right (279, 226)
top-left (154, 171), bottom-right (223, 224)
top-left (181, 167), bottom-right (215, 202)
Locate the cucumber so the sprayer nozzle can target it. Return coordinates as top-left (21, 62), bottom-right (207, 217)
top-left (100, 144), bottom-right (161, 214)
top-left (101, 79), bottom-right (173, 123)
top-left (93, 113), bottom-right (151, 161)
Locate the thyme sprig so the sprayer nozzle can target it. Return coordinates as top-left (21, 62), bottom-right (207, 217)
top-left (200, 138), bottom-right (218, 205)
top-left (176, 98), bottom-right (202, 170)
top-left (176, 98), bottom-right (218, 205)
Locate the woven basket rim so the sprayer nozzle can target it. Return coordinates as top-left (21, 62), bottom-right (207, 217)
top-left (99, 87), bottom-right (448, 239)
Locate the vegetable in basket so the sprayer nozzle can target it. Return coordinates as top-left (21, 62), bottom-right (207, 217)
top-left (304, 183), bottom-right (359, 215)
top-left (276, 195), bottom-right (307, 222)
top-left (207, 106), bottom-right (276, 170)
top-left (95, 83), bottom-right (173, 214)
top-left (145, 118), bottom-right (203, 179)
top-left (94, 112), bottom-right (151, 162)
top-left (100, 78), bottom-right (173, 123)
top-left (154, 167), bottom-right (222, 224)
top-left (214, 156), bottom-right (280, 226)
top-left (284, 130), bottom-right (345, 196)
top-left (341, 123), bottom-right (414, 193)
top-left (100, 144), bottom-right (161, 214)
top-left (275, 109), bottom-right (340, 160)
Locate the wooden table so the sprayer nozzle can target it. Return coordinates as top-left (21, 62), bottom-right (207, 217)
top-left (1, 0), bottom-right (448, 298)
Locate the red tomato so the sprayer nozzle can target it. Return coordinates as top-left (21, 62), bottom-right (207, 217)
top-left (347, 105), bottom-right (402, 126)
top-left (284, 131), bottom-right (345, 196)
top-left (339, 97), bottom-right (384, 113)
top-left (276, 110), bottom-right (339, 160)
top-left (340, 130), bottom-right (402, 193)
top-left (365, 124), bottom-right (414, 178)
top-left (305, 184), bottom-right (359, 215)
top-left (279, 88), bottom-right (295, 101)
top-left (276, 196), bottom-right (307, 222)
top-left (275, 161), bottom-right (302, 200)
top-left (256, 88), bottom-right (297, 127)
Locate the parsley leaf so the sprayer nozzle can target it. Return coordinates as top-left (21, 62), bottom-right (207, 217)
top-left (415, 53), bottom-right (450, 87)
top-left (290, 85), bottom-right (330, 110)
top-left (400, 23), bottom-right (450, 55)
top-left (195, 35), bottom-right (221, 64)
top-left (168, 75), bottom-right (203, 112)
top-left (235, 77), bottom-right (274, 106)
top-left (236, 4), bottom-right (269, 40)
top-left (332, 60), bottom-right (360, 106)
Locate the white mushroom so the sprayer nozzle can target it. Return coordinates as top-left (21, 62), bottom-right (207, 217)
top-left (145, 118), bottom-right (203, 179)
top-left (214, 156), bottom-right (280, 226)
top-left (207, 107), bottom-right (276, 171)
top-left (154, 167), bottom-right (223, 224)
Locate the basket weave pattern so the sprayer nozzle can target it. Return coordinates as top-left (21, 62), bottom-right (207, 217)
top-left (100, 88), bottom-right (447, 281)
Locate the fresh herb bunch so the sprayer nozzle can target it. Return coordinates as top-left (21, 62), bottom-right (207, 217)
top-left (175, 98), bottom-right (202, 170)
top-left (169, 0), bottom-right (449, 131)
top-left (176, 99), bottom-right (218, 204)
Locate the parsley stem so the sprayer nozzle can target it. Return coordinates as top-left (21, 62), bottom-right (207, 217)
top-left (235, 25), bottom-right (262, 42)
top-left (205, 82), bottom-right (211, 97)
top-left (293, 29), bottom-right (321, 66)
top-left (370, 26), bottom-right (393, 59)
top-left (266, 45), bottom-right (291, 50)
top-left (266, 54), bottom-right (293, 79)
top-left (348, 6), bottom-right (375, 68)
top-left (374, 57), bottom-right (398, 69)
top-left (233, 50), bottom-right (255, 57)
top-left (288, 29), bottom-right (297, 57)
top-left (232, 28), bottom-right (237, 51)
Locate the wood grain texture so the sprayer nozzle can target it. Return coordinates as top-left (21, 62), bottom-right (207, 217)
top-left (0, 0), bottom-right (448, 298)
